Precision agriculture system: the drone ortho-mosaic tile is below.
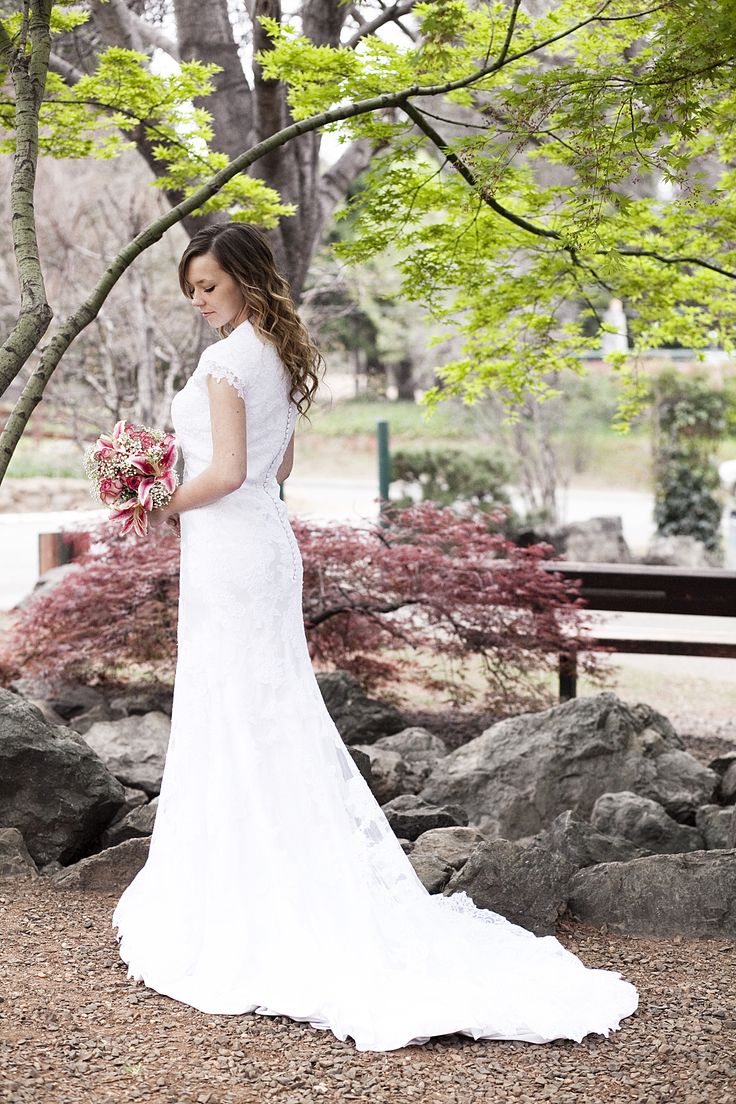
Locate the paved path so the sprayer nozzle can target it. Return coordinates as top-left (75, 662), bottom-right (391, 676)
top-left (0, 508), bottom-right (106, 611)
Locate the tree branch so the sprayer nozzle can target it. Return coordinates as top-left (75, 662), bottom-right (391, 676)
top-left (108, 0), bottom-right (180, 60)
top-left (0, 0), bottom-right (54, 399)
top-left (306, 598), bottom-right (419, 629)
top-left (402, 101), bottom-right (558, 240)
top-left (48, 51), bottom-right (84, 84)
top-left (345, 1), bottom-right (418, 48)
top-left (318, 136), bottom-right (378, 223)
top-left (402, 102), bottom-right (736, 281)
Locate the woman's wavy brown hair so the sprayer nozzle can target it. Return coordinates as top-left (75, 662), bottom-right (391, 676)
top-left (178, 222), bottom-right (323, 419)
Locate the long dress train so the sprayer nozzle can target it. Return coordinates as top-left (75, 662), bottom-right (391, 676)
top-left (111, 320), bottom-right (638, 1052)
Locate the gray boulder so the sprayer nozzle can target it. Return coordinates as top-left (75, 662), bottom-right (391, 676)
top-left (381, 794), bottom-right (468, 842)
top-left (20, 698), bottom-right (67, 728)
top-left (710, 750), bottom-right (736, 776)
top-left (591, 791), bottom-right (704, 854)
top-left (531, 809), bottom-right (649, 869)
top-left (53, 836), bottom-right (150, 891)
top-left (316, 671), bottom-right (408, 745)
top-left (720, 761), bottom-right (736, 804)
top-left (412, 826), bottom-right (486, 871)
top-left (409, 852), bottom-right (454, 894)
top-left (643, 535), bottom-right (719, 568)
top-left (445, 840), bottom-right (576, 936)
top-left (99, 797), bottom-right (159, 849)
top-left (351, 744), bottom-right (408, 803)
top-left (567, 850), bottom-right (736, 936)
top-left (0, 689), bottom-right (126, 865)
top-left (82, 711), bottom-right (171, 795)
top-left (353, 727), bottom-right (449, 803)
top-left (106, 683), bottom-right (173, 719)
top-left (421, 693), bottom-right (716, 839)
top-left (553, 516), bottom-right (631, 563)
top-left (708, 751), bottom-right (736, 803)
top-left (373, 728), bottom-right (448, 778)
top-left (695, 804), bottom-right (734, 850)
top-left (0, 828), bottom-right (38, 879)
top-left (10, 679), bottom-right (115, 735)
top-left (347, 746), bottom-right (373, 787)
top-left (121, 785), bottom-right (149, 811)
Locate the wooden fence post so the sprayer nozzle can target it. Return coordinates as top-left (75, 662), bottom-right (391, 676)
top-left (558, 651), bottom-right (578, 702)
top-left (38, 532), bottom-right (76, 575)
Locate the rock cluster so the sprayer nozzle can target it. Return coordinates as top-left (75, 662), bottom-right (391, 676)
top-left (1, 674), bottom-right (734, 940)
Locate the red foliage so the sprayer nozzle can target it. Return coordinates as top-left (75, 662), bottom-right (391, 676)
top-left (0, 503), bottom-right (601, 712)
top-left (0, 520), bottom-right (180, 685)
top-left (294, 502), bottom-right (600, 709)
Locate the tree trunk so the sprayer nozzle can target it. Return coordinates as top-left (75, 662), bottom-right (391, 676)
top-left (393, 358), bottom-right (416, 401)
top-left (82, 0), bottom-right (379, 299)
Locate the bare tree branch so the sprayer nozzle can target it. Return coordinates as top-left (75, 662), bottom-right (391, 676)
top-left (108, 0), bottom-right (180, 59)
top-left (318, 137), bottom-right (377, 224)
top-left (344, 0), bottom-right (418, 48)
top-left (48, 51), bottom-right (84, 83)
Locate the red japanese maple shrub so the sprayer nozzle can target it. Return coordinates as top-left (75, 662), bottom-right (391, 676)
top-left (294, 501), bottom-right (601, 709)
top-left (0, 503), bottom-right (600, 712)
top-left (0, 520), bottom-right (180, 685)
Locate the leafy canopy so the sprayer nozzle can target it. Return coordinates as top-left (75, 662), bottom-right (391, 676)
top-left (0, 2), bottom-right (291, 225)
top-left (261, 0), bottom-right (736, 417)
top-left (3, 0), bottom-right (736, 418)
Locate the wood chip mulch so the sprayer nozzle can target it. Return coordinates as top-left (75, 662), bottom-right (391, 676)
top-left (1, 878), bottom-right (735, 1104)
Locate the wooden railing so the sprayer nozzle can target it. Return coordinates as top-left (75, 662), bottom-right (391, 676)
top-left (542, 561), bottom-right (736, 699)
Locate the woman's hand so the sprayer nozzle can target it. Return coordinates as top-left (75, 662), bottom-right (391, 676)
top-left (148, 486), bottom-right (181, 533)
top-left (148, 502), bottom-right (178, 532)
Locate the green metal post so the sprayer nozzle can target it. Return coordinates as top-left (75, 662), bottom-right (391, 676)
top-left (377, 418), bottom-right (390, 526)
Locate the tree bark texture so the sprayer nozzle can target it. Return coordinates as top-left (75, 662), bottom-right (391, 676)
top-left (0, 1), bottom-right (53, 414)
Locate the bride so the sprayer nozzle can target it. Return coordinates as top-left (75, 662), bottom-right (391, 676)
top-left (111, 222), bottom-right (638, 1053)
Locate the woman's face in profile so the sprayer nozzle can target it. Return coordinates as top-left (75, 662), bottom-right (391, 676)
top-left (186, 252), bottom-right (248, 330)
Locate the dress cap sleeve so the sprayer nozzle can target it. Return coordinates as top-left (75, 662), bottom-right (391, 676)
top-left (194, 347), bottom-right (249, 403)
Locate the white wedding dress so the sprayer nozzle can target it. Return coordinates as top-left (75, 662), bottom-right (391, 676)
top-left (112, 320), bottom-right (638, 1052)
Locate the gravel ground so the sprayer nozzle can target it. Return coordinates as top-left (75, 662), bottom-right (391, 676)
top-left (1, 879), bottom-right (735, 1104)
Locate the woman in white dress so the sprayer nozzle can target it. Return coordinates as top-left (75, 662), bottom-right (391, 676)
top-left (111, 223), bottom-right (639, 1052)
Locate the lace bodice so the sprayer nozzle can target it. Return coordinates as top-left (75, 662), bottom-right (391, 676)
top-left (170, 320), bottom-right (298, 489)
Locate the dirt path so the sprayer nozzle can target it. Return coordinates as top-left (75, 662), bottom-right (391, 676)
top-left (1, 879), bottom-right (735, 1104)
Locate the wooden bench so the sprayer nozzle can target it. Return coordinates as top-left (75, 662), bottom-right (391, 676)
top-left (540, 561), bottom-right (736, 699)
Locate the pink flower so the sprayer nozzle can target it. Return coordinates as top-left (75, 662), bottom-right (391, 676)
top-left (110, 498), bottom-right (149, 538)
top-left (136, 477), bottom-right (157, 510)
top-left (86, 420), bottom-right (179, 538)
top-left (93, 419), bottom-right (129, 461)
top-left (98, 476), bottom-right (125, 507)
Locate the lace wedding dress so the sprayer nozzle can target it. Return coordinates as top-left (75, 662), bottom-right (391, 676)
top-left (112, 320), bottom-right (638, 1052)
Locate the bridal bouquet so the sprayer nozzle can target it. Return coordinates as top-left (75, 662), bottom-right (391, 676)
top-left (84, 420), bottom-right (179, 537)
